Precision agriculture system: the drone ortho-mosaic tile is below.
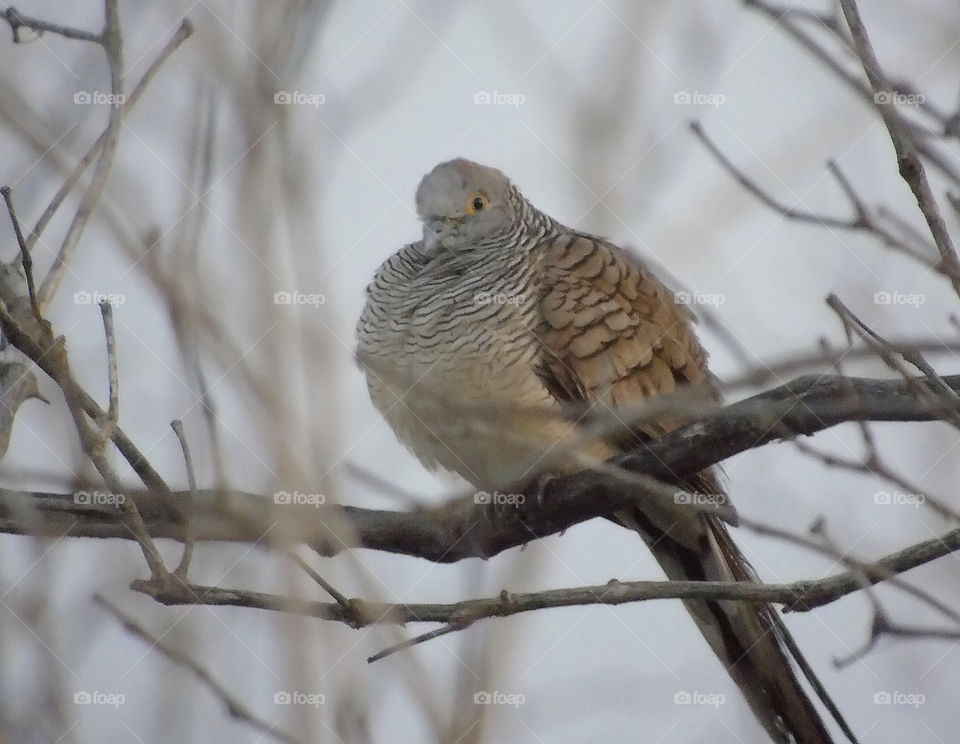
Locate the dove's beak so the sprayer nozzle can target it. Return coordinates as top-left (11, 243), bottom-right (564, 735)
top-left (424, 216), bottom-right (462, 247)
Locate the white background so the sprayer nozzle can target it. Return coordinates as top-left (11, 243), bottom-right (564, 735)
top-left (1, 1), bottom-right (959, 742)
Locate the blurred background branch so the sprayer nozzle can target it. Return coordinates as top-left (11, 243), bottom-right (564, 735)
top-left (1, 1), bottom-right (960, 742)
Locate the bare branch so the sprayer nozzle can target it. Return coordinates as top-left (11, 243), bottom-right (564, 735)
top-left (690, 121), bottom-right (856, 230)
top-left (94, 594), bottom-right (303, 744)
top-left (130, 525), bottom-right (960, 635)
top-left (826, 294), bottom-right (960, 427)
top-left (838, 0), bottom-right (960, 298)
top-left (368, 624), bottom-right (461, 663)
top-left (0, 298), bottom-right (180, 517)
top-left (98, 301), bottom-right (118, 427)
top-left (0, 186), bottom-right (40, 321)
top-left (170, 419), bottom-right (197, 578)
top-left (836, 612), bottom-right (960, 669)
top-left (285, 551), bottom-right (352, 611)
top-left (692, 122), bottom-right (957, 280)
top-left (0, 362), bottom-right (46, 460)
top-left (24, 19), bottom-right (193, 253)
top-left (0, 302), bottom-right (173, 581)
top-left (36, 0), bottom-right (124, 310)
top-left (0, 6), bottom-right (102, 43)
top-left (2, 373), bottom-right (960, 566)
top-left (744, 0), bottom-right (960, 186)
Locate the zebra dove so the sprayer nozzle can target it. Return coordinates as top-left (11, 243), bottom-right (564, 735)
top-left (356, 158), bottom-right (856, 744)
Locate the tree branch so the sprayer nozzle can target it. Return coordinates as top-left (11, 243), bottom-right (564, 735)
top-left (127, 517), bottom-right (960, 642)
top-left (1, 372), bottom-right (959, 563)
top-left (94, 594), bottom-right (303, 744)
top-left (838, 0), bottom-right (960, 297)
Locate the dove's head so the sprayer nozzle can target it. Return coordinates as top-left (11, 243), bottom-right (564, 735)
top-left (416, 158), bottom-right (517, 250)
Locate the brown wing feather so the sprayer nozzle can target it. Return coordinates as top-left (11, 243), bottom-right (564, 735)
top-left (536, 233), bottom-right (714, 443)
top-left (532, 231), bottom-right (854, 744)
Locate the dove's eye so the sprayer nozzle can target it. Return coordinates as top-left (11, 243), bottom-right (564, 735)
top-left (466, 192), bottom-right (489, 215)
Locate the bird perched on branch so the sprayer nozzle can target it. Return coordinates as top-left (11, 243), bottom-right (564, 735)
top-left (356, 158), bottom-right (857, 744)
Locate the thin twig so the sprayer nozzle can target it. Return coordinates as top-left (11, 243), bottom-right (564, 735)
top-left (796, 439), bottom-right (960, 523)
top-left (130, 514), bottom-right (960, 660)
top-left (838, 0), bottom-right (960, 299)
top-left (37, 0), bottom-right (125, 311)
top-left (285, 551), bottom-right (352, 610)
top-left (170, 420), bottom-right (197, 578)
top-left (835, 613), bottom-right (960, 668)
top-left (740, 515), bottom-right (960, 626)
top-left (25, 19), bottom-right (193, 253)
top-left (722, 338), bottom-right (960, 389)
top-left (826, 293), bottom-right (960, 427)
top-left (368, 624), bottom-right (461, 663)
top-left (94, 594), bottom-right (303, 744)
top-left (98, 301), bottom-right (118, 427)
top-left (690, 121), bottom-right (855, 229)
top-left (0, 6), bottom-right (102, 43)
top-left (743, 0), bottom-right (960, 185)
top-left (0, 186), bottom-right (40, 321)
top-left (876, 205), bottom-right (937, 254)
top-left (4, 372), bottom-right (960, 563)
top-left (0, 302), bottom-right (172, 581)
top-left (692, 121), bottom-right (955, 279)
top-left (0, 291), bottom-right (179, 516)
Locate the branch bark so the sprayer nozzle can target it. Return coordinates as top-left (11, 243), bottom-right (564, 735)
top-left (1, 372), bottom-right (958, 563)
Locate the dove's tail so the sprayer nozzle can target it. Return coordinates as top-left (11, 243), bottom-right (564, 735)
top-left (617, 483), bottom-right (857, 744)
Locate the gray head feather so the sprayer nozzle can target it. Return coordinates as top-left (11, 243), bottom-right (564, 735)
top-left (415, 158), bottom-right (517, 250)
